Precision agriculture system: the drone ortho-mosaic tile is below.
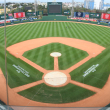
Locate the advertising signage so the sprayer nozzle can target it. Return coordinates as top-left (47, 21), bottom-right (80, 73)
top-left (38, 11), bottom-right (43, 15)
top-left (89, 13), bottom-right (101, 19)
top-left (101, 13), bottom-right (110, 20)
top-left (26, 12), bottom-right (37, 16)
top-left (64, 10), bottom-right (70, 15)
top-left (76, 12), bottom-right (83, 17)
top-left (26, 11), bottom-right (43, 17)
top-left (85, 14), bottom-right (89, 18)
top-left (0, 14), bottom-right (9, 20)
top-left (14, 12), bottom-right (25, 18)
top-left (8, 13), bottom-right (13, 16)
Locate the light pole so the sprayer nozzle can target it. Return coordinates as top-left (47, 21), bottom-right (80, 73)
top-left (35, 0), bottom-right (37, 17)
top-left (4, 0), bottom-right (9, 109)
top-left (71, 0), bottom-right (74, 18)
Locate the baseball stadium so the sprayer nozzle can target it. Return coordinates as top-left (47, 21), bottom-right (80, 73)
top-left (0, 1), bottom-right (110, 110)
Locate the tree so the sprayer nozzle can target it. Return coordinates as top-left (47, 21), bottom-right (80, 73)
top-left (22, 6), bottom-right (28, 13)
top-left (11, 10), bottom-right (15, 16)
top-left (106, 8), bottom-right (110, 13)
top-left (13, 5), bottom-right (17, 8)
top-left (107, 8), bottom-right (110, 11)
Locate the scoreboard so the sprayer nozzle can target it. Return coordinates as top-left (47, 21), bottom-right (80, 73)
top-left (47, 2), bottom-right (62, 15)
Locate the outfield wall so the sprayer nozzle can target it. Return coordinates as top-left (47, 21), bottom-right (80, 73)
top-left (41, 15), bottom-right (68, 21)
top-left (0, 15), bottom-right (109, 27)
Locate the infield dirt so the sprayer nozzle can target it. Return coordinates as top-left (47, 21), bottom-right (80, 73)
top-left (0, 37), bottom-right (110, 107)
top-left (0, 21), bottom-right (110, 108)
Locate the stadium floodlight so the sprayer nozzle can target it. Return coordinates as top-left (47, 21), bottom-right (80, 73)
top-left (4, 0), bottom-right (9, 109)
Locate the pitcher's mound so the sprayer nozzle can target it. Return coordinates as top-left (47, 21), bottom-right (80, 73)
top-left (44, 71), bottom-right (67, 86)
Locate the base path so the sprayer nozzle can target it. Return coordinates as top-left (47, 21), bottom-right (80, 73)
top-left (70, 80), bottom-right (101, 93)
top-left (7, 37), bottom-right (105, 58)
top-left (54, 57), bottom-right (59, 70)
top-left (0, 69), bottom-right (110, 107)
top-left (0, 37), bottom-right (109, 107)
top-left (7, 37), bottom-right (105, 74)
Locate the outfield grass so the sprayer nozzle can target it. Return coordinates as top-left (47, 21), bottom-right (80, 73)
top-left (0, 22), bottom-right (110, 47)
top-left (0, 22), bottom-right (110, 103)
top-left (18, 83), bottom-right (95, 103)
top-left (23, 43), bottom-right (88, 70)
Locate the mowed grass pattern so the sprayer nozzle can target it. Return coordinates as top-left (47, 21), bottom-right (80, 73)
top-left (0, 45), bottom-right (43, 88)
top-left (70, 46), bottom-right (110, 88)
top-left (23, 43), bottom-right (88, 70)
top-left (18, 83), bottom-right (95, 103)
top-left (0, 22), bottom-right (110, 103)
top-left (0, 22), bottom-right (110, 47)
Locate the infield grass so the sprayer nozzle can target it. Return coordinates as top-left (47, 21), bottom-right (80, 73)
top-left (70, 46), bottom-right (110, 88)
top-left (23, 43), bottom-right (88, 70)
top-left (0, 44), bottom-right (43, 88)
top-left (0, 22), bottom-right (110, 103)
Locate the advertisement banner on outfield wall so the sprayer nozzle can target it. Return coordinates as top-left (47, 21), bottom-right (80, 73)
top-left (26, 12), bottom-right (38, 17)
top-left (64, 10), bottom-right (70, 15)
top-left (76, 12), bottom-right (83, 17)
top-left (85, 14), bottom-right (89, 18)
top-left (89, 13), bottom-right (101, 19)
top-left (38, 11), bottom-right (43, 15)
top-left (8, 13), bottom-right (13, 16)
top-left (26, 11), bottom-right (43, 17)
top-left (14, 12), bottom-right (25, 18)
top-left (8, 13), bottom-right (13, 19)
top-left (0, 14), bottom-right (9, 20)
top-left (101, 13), bottom-right (110, 20)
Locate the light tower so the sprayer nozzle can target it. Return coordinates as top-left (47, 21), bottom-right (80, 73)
top-left (4, 0), bottom-right (9, 109)
top-left (71, 0), bottom-right (74, 18)
top-left (34, 0), bottom-right (37, 17)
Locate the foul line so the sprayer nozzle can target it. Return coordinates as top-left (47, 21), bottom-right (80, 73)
top-left (70, 80), bottom-right (101, 93)
top-left (12, 80), bottom-right (44, 93)
top-left (66, 56), bottom-right (92, 73)
top-left (19, 56), bottom-right (47, 74)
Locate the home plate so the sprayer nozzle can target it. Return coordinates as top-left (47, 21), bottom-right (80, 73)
top-left (44, 71), bottom-right (67, 86)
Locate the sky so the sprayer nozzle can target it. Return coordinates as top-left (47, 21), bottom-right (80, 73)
top-left (0, 0), bottom-right (110, 3)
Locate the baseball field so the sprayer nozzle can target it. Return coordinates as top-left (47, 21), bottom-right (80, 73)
top-left (0, 21), bottom-right (110, 107)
